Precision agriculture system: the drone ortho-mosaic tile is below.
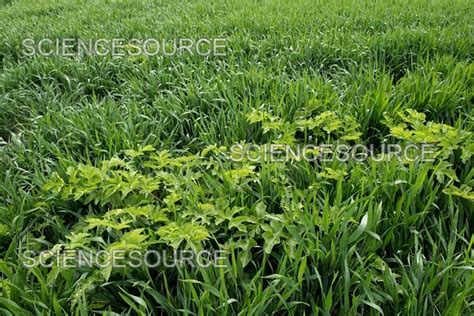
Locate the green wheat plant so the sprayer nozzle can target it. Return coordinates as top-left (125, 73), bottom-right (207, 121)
top-left (0, 0), bottom-right (473, 314)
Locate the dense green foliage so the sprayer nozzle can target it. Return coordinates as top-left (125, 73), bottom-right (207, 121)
top-left (0, 0), bottom-right (473, 314)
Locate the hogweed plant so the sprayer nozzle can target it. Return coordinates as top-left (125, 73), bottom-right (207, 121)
top-left (29, 107), bottom-right (472, 313)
